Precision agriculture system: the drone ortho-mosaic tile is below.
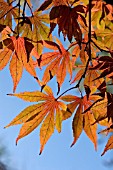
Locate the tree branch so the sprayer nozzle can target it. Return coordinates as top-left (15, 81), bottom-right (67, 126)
top-left (74, 0), bottom-right (92, 88)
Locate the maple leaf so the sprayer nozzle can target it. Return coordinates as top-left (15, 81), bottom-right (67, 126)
top-left (0, 24), bottom-right (12, 40)
top-left (91, 55), bottom-right (113, 80)
top-left (38, 0), bottom-right (80, 11)
top-left (71, 104), bottom-right (84, 146)
top-left (71, 33), bottom-right (99, 65)
top-left (0, 36), bottom-right (39, 92)
top-left (61, 94), bottom-right (98, 149)
top-left (92, 18), bottom-right (113, 51)
top-left (38, 0), bottom-right (53, 11)
top-left (91, 1), bottom-right (106, 30)
top-left (71, 63), bottom-right (104, 94)
top-left (0, 0), bottom-right (18, 28)
top-left (91, 96), bottom-right (108, 126)
top-left (5, 86), bottom-right (67, 154)
top-left (101, 135), bottom-right (113, 156)
top-left (35, 39), bottom-right (72, 93)
top-left (16, 10), bottom-right (51, 55)
top-left (1, 0), bottom-right (113, 158)
top-left (49, 4), bottom-right (86, 42)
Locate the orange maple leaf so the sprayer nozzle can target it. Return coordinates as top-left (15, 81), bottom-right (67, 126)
top-left (0, 0), bottom-right (18, 28)
top-left (35, 39), bottom-right (72, 93)
top-left (0, 36), bottom-right (39, 92)
top-left (5, 86), bottom-right (67, 154)
top-left (101, 135), bottom-right (113, 156)
top-left (61, 94), bottom-right (98, 149)
top-left (16, 10), bottom-right (51, 55)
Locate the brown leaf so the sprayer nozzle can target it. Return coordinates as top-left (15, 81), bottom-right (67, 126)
top-left (49, 5), bottom-right (85, 42)
top-left (38, 0), bottom-right (52, 11)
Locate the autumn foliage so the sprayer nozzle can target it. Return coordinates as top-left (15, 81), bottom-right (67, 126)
top-left (0, 0), bottom-right (113, 155)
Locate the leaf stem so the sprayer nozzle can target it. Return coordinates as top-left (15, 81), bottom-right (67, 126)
top-left (22, 0), bottom-right (27, 18)
top-left (56, 86), bottom-right (76, 100)
top-left (88, 0), bottom-right (92, 60)
top-left (26, 1), bottom-right (33, 17)
top-left (17, 0), bottom-right (21, 37)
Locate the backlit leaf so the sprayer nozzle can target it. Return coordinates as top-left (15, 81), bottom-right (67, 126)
top-left (0, 36), bottom-right (39, 90)
top-left (71, 104), bottom-right (83, 147)
top-left (16, 110), bottom-right (47, 145)
top-left (84, 111), bottom-right (97, 150)
top-left (49, 4), bottom-right (86, 42)
top-left (35, 39), bottom-right (72, 90)
top-left (101, 135), bottom-right (113, 156)
top-left (8, 91), bottom-right (48, 102)
top-left (55, 107), bottom-right (62, 133)
top-left (9, 53), bottom-right (23, 92)
top-left (5, 103), bottom-right (44, 126)
top-left (39, 111), bottom-right (54, 154)
top-left (6, 86), bottom-right (67, 154)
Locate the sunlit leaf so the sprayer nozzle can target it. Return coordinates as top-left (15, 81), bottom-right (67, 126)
top-left (6, 86), bottom-right (67, 154)
top-left (101, 135), bottom-right (113, 156)
top-left (71, 104), bottom-right (83, 147)
top-left (39, 111), bottom-right (54, 154)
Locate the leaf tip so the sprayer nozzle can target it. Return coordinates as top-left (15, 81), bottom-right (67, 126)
top-left (57, 82), bottom-right (60, 95)
top-left (70, 140), bottom-right (75, 148)
top-left (13, 87), bottom-right (16, 93)
top-left (39, 147), bottom-right (43, 155)
top-left (101, 151), bottom-right (105, 156)
top-left (16, 138), bottom-right (19, 145)
top-left (39, 151), bottom-right (42, 155)
top-left (41, 85), bottom-right (46, 92)
top-left (7, 93), bottom-right (14, 96)
top-left (94, 144), bottom-right (97, 151)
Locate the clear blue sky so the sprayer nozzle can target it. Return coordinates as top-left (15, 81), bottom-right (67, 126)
top-left (0, 65), bottom-right (113, 170)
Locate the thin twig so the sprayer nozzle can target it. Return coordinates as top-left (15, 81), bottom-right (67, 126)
top-left (88, 0), bottom-right (92, 61)
top-left (26, 1), bottom-right (33, 17)
top-left (17, 0), bottom-right (21, 37)
top-left (22, 0), bottom-right (27, 18)
top-left (56, 86), bottom-right (76, 100)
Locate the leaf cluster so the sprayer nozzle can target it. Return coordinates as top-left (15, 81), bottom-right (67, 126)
top-left (0, 0), bottom-right (113, 156)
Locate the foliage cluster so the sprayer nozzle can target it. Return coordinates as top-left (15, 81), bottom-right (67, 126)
top-left (0, 0), bottom-right (113, 156)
